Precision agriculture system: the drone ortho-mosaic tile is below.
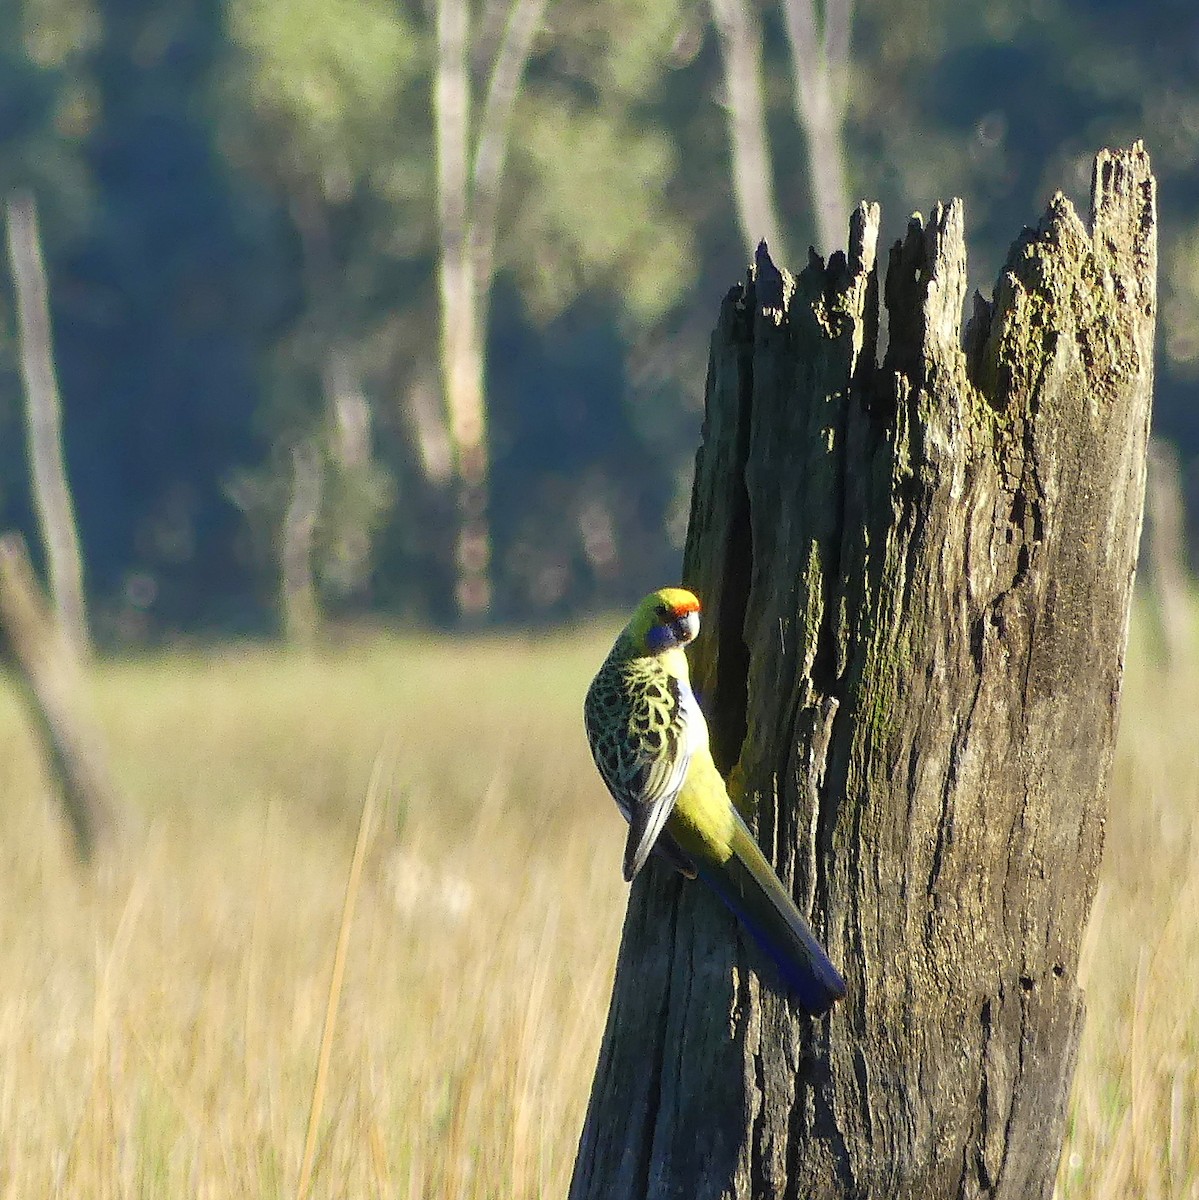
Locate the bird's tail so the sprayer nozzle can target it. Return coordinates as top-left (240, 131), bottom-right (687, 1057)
top-left (695, 811), bottom-right (846, 1016)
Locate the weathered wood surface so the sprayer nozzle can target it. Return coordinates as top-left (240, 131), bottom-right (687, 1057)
top-left (570, 144), bottom-right (1155, 1200)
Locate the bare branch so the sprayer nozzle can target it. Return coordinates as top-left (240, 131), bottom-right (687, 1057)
top-left (471, 0), bottom-right (515, 92)
top-left (469, 0), bottom-right (550, 328)
top-left (435, 0), bottom-right (472, 290)
top-left (709, 0), bottom-right (786, 258)
top-left (5, 191), bottom-right (90, 660)
top-left (779, 0), bottom-right (821, 113)
top-left (825, 0), bottom-right (853, 70)
top-left (779, 0), bottom-right (851, 254)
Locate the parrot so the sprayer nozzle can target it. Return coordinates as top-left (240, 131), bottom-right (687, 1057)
top-left (584, 586), bottom-right (846, 1015)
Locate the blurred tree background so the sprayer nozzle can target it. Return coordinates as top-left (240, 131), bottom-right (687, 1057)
top-left (0, 0), bottom-right (1195, 638)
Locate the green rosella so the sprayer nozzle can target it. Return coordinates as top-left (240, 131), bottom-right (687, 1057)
top-left (584, 586), bottom-right (846, 1015)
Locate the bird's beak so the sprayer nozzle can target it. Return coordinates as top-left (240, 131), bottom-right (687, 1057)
top-left (674, 610), bottom-right (700, 645)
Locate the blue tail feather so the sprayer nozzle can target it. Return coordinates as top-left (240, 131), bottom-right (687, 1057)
top-left (695, 861), bottom-right (846, 1016)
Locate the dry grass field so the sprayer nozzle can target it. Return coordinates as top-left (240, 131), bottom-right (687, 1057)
top-left (0, 610), bottom-right (1194, 1198)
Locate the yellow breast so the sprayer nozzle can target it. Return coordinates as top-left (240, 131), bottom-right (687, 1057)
top-left (666, 746), bottom-right (737, 865)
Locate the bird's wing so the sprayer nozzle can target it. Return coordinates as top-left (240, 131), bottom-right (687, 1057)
top-left (584, 663), bottom-right (695, 882)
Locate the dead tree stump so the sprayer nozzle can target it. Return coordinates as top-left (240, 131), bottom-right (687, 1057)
top-left (570, 144), bottom-right (1155, 1199)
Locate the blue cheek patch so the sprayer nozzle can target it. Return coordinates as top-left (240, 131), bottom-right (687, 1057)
top-left (646, 624), bottom-right (673, 653)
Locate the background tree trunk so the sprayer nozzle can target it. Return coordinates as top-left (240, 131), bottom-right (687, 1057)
top-left (570, 144), bottom-right (1155, 1199)
top-left (710, 0), bottom-right (786, 260)
top-left (280, 442), bottom-right (323, 645)
top-left (433, 0), bottom-right (547, 620)
top-left (0, 534), bottom-right (118, 861)
top-left (434, 0), bottom-right (491, 619)
top-left (780, 0), bottom-right (852, 256)
top-left (6, 191), bottom-right (90, 660)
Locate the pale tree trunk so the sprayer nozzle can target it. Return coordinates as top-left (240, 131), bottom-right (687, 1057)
top-left (780, 0), bottom-right (852, 256)
top-left (5, 191), bottom-right (90, 660)
top-left (571, 144), bottom-right (1155, 1199)
top-left (709, 0), bottom-right (786, 259)
top-left (433, 0), bottom-right (547, 619)
top-left (434, 0), bottom-right (490, 617)
top-left (322, 348), bottom-right (381, 600)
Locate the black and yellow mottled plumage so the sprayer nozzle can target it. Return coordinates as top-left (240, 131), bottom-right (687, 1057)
top-left (585, 647), bottom-right (699, 880)
top-left (584, 586), bottom-right (847, 1015)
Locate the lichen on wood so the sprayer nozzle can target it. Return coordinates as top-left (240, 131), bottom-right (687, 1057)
top-left (570, 144), bottom-right (1155, 1200)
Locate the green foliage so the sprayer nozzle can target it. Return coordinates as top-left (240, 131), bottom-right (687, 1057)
top-left (0, 0), bottom-right (91, 206)
top-left (226, 0), bottom-right (423, 187)
top-left (1, 0), bottom-right (1198, 632)
top-left (507, 94), bottom-right (693, 323)
top-left (547, 0), bottom-right (689, 99)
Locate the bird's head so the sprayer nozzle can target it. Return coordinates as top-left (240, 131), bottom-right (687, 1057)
top-left (622, 587), bottom-right (702, 656)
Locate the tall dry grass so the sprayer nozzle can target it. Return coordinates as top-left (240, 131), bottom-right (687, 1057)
top-left (1057, 610), bottom-right (1199, 1199)
top-left (0, 613), bottom-right (1194, 1198)
top-left (0, 632), bottom-right (623, 1199)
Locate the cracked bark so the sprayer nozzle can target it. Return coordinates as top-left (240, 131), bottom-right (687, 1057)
top-left (569, 144), bottom-right (1155, 1200)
